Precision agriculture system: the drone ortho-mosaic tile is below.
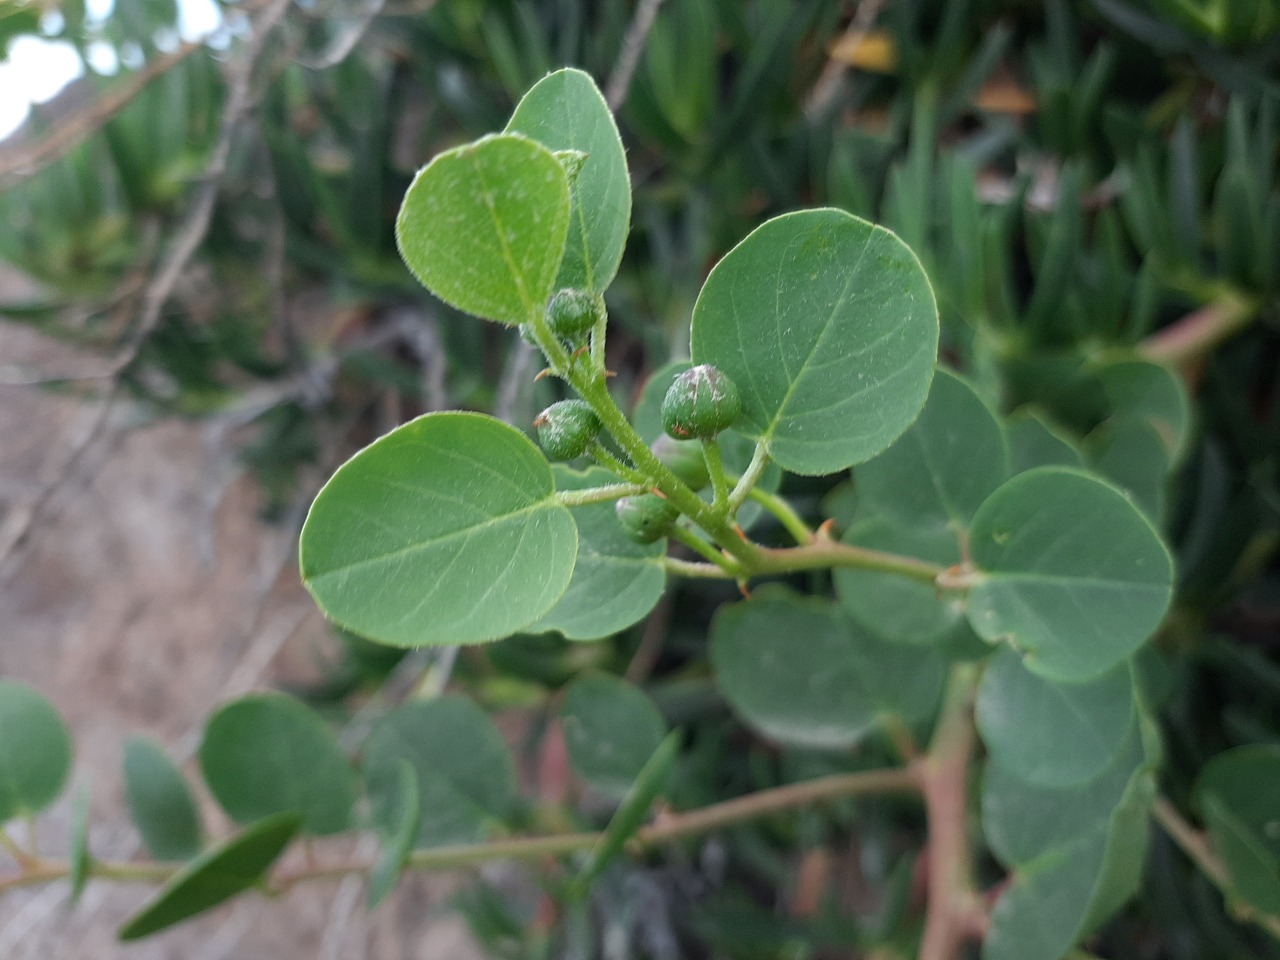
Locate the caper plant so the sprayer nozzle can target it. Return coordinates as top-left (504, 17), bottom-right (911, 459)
top-left (3, 68), bottom-right (1277, 960)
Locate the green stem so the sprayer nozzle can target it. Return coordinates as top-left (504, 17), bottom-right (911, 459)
top-left (747, 487), bottom-right (814, 544)
top-left (589, 293), bottom-right (608, 368)
top-left (556, 483), bottom-right (647, 507)
top-left (727, 440), bottom-right (770, 513)
top-left (587, 442), bottom-right (649, 485)
top-left (669, 526), bottom-right (743, 576)
top-left (702, 438), bottom-right (730, 513)
top-left (752, 538), bottom-right (944, 582)
top-left (661, 555), bottom-right (735, 579)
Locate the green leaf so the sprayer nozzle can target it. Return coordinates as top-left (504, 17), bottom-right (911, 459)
top-left (300, 412), bottom-right (578, 647)
top-left (1195, 744), bottom-right (1280, 915)
top-left (559, 673), bottom-right (668, 798)
top-left (691, 209), bottom-right (939, 475)
top-left (361, 696), bottom-right (517, 848)
top-left (1086, 414), bottom-right (1169, 521)
top-left (1097, 359), bottom-right (1191, 460)
top-left (834, 514), bottom-right (965, 645)
top-left (1005, 410), bottom-right (1083, 473)
top-left (505, 68), bottom-right (630, 294)
top-left (710, 587), bottom-right (945, 749)
top-left (528, 467), bottom-right (664, 641)
top-left (977, 648), bottom-right (1134, 788)
top-left (982, 713), bottom-right (1151, 867)
top-left (69, 786), bottom-right (91, 905)
top-left (124, 736), bottom-right (202, 861)
top-left (967, 468), bottom-right (1174, 682)
top-left (367, 760), bottom-right (421, 909)
top-left (199, 694), bottom-right (357, 836)
top-left (395, 132), bottom-right (570, 325)
top-left (982, 769), bottom-right (1153, 960)
top-left (575, 731), bottom-right (680, 892)
top-left (118, 813), bottom-right (302, 941)
top-left (855, 368), bottom-right (1008, 528)
top-left (0, 680), bottom-right (72, 823)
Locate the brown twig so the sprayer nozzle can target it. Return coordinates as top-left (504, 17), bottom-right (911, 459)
top-left (605, 0), bottom-right (667, 110)
top-left (1139, 292), bottom-right (1257, 374)
top-left (805, 0), bottom-right (887, 119)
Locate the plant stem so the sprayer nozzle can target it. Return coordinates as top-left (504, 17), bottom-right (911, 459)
top-left (1140, 290), bottom-right (1257, 369)
top-left (660, 555), bottom-right (734, 579)
top-left (1153, 795), bottom-right (1280, 942)
top-left (917, 663), bottom-right (986, 960)
top-left (747, 487), bottom-right (815, 544)
top-left (0, 829), bottom-right (32, 869)
top-left (752, 538), bottom-right (944, 582)
top-left (588, 442), bottom-right (648, 485)
top-left (555, 483), bottom-right (647, 507)
top-left (727, 440), bottom-right (770, 513)
top-left (702, 438), bottom-right (730, 512)
top-left (669, 526), bottom-right (742, 576)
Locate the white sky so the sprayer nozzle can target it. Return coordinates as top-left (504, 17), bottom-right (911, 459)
top-left (0, 0), bottom-right (223, 141)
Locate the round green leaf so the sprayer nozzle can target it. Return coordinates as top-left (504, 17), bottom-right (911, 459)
top-left (856, 368), bottom-right (1008, 528)
top-left (300, 412), bottom-right (578, 648)
top-left (1086, 414), bottom-right (1170, 521)
top-left (362, 696), bottom-right (517, 848)
top-left (0, 680), bottom-right (72, 823)
top-left (124, 736), bottom-right (202, 861)
top-left (395, 132), bottom-right (570, 325)
top-left (710, 587), bottom-right (945, 750)
top-left (967, 468), bottom-right (1174, 682)
top-left (560, 673), bottom-right (668, 798)
top-left (505, 68), bottom-right (630, 293)
top-left (834, 514), bottom-right (965, 645)
top-left (1005, 410), bottom-right (1083, 474)
top-left (529, 467), bottom-right (665, 641)
top-left (1195, 744), bottom-right (1280, 915)
top-left (691, 209), bottom-right (938, 475)
top-left (1098, 359), bottom-right (1191, 460)
top-left (199, 694), bottom-right (356, 836)
top-left (118, 813), bottom-right (302, 941)
top-left (977, 648), bottom-right (1134, 788)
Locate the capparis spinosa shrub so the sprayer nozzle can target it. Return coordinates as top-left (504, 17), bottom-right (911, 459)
top-left (3, 64), bottom-right (1279, 960)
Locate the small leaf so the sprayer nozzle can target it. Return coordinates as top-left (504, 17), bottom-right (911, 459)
top-left (367, 760), bottom-right (421, 909)
top-left (1097, 359), bottom-right (1190, 460)
top-left (711, 586), bottom-right (945, 749)
top-left (1005, 410), bottom-right (1083, 473)
top-left (976, 648), bottom-right (1134, 788)
top-left (856, 368), bottom-right (1008, 528)
top-left (1086, 414), bottom-right (1169, 521)
top-left (1195, 744), bottom-right (1280, 915)
top-left (199, 693), bottom-right (357, 836)
top-left (967, 468), bottom-right (1174, 682)
top-left (528, 467), bottom-right (665, 641)
top-left (124, 736), bottom-right (202, 861)
top-left (691, 209), bottom-right (939, 475)
top-left (834, 514), bottom-right (965, 645)
top-left (69, 786), bottom-right (91, 905)
top-left (118, 813), bottom-right (302, 941)
top-left (396, 133), bottom-right (570, 325)
top-left (362, 696), bottom-right (517, 848)
top-left (560, 673), bottom-right (668, 798)
top-left (505, 68), bottom-right (630, 293)
top-left (574, 731), bottom-right (680, 892)
top-left (301, 412), bottom-right (578, 647)
top-left (0, 680), bottom-right (72, 823)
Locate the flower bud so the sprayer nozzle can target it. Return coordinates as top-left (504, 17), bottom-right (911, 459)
top-left (660, 364), bottom-right (742, 440)
top-left (534, 400), bottom-right (602, 461)
top-left (615, 494), bottom-right (678, 544)
top-left (651, 434), bottom-right (710, 491)
top-left (546, 289), bottom-right (603, 340)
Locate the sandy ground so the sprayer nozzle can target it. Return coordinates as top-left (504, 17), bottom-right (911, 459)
top-left (0, 283), bottom-right (485, 958)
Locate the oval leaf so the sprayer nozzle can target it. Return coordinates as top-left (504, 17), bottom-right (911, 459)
top-left (1097, 359), bottom-right (1190, 460)
top-left (691, 209), bottom-right (938, 475)
top-left (362, 696), bottom-right (517, 848)
top-left (967, 468), bottom-right (1174, 682)
top-left (118, 813), bottom-right (302, 941)
top-left (395, 132), bottom-right (570, 325)
top-left (856, 368), bottom-right (1008, 528)
top-left (1086, 414), bottom-right (1169, 521)
top-left (199, 693), bottom-right (357, 836)
top-left (124, 736), bottom-right (202, 861)
top-left (301, 412), bottom-right (578, 647)
top-left (976, 648), bottom-right (1134, 788)
top-left (0, 680), bottom-right (72, 823)
top-left (506, 68), bottom-right (630, 293)
top-left (711, 587), bottom-right (945, 749)
top-left (1195, 744), bottom-right (1280, 915)
top-left (560, 673), bottom-right (668, 798)
top-left (529, 467), bottom-right (665, 641)
top-left (1005, 410), bottom-right (1083, 474)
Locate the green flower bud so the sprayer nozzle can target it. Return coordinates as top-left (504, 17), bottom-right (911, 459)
top-left (615, 494), bottom-right (678, 544)
top-left (534, 400), bottom-right (602, 461)
top-left (660, 364), bottom-right (742, 440)
top-left (651, 434), bottom-right (710, 491)
top-left (546, 289), bottom-right (602, 340)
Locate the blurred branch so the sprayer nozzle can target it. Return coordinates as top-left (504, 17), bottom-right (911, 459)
top-left (805, 0), bottom-right (886, 120)
top-left (1139, 291), bottom-right (1258, 373)
top-left (606, 0), bottom-right (666, 110)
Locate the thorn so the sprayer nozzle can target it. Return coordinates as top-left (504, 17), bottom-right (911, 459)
top-left (570, 345), bottom-right (590, 360)
top-left (534, 367), bottom-right (554, 381)
top-left (733, 523), bottom-right (748, 540)
top-left (604, 369), bottom-right (617, 378)
top-left (532, 414), bottom-right (549, 427)
top-left (650, 487), bottom-right (668, 500)
top-left (816, 518), bottom-right (836, 540)
top-left (737, 580), bottom-right (752, 599)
